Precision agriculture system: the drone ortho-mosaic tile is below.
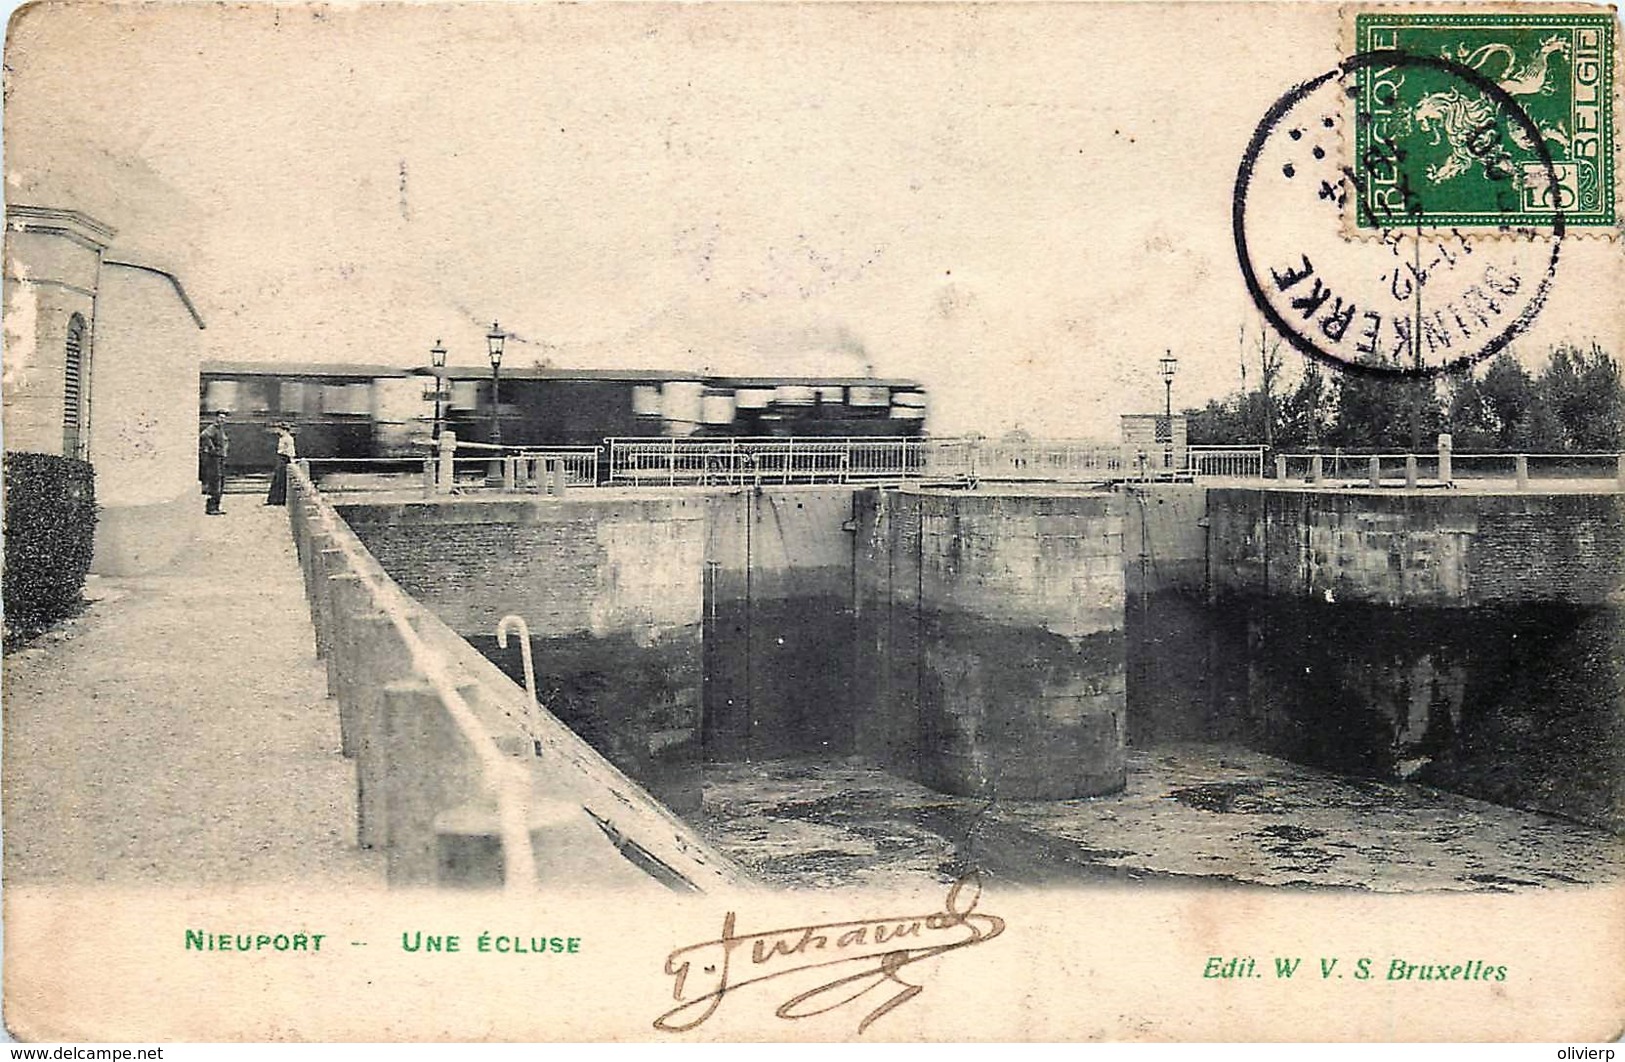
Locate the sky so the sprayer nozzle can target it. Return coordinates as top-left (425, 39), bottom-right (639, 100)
top-left (5, 2), bottom-right (1620, 437)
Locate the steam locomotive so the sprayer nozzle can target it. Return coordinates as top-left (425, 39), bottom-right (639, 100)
top-left (200, 361), bottom-right (928, 477)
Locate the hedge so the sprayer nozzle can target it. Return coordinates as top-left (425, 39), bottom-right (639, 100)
top-left (4, 452), bottom-right (97, 644)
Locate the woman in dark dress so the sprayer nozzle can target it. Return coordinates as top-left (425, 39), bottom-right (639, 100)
top-left (266, 424), bottom-right (295, 506)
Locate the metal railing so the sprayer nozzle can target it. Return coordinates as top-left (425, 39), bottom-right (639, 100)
top-left (925, 438), bottom-right (1138, 481)
top-left (603, 436), bottom-right (1267, 486)
top-left (926, 441), bottom-right (1267, 481)
top-left (604, 436), bottom-right (931, 486)
top-left (484, 448), bottom-right (600, 490)
top-left (307, 436), bottom-right (1272, 492)
top-left (1277, 450), bottom-right (1625, 489)
top-left (304, 438), bottom-right (601, 495)
top-left (606, 437), bottom-right (1273, 485)
top-left (1187, 445), bottom-right (1267, 479)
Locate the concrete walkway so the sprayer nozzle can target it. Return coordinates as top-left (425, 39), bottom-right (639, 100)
top-left (3, 501), bottom-right (382, 887)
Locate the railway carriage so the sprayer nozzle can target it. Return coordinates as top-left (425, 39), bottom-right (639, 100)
top-left (200, 361), bottom-right (928, 480)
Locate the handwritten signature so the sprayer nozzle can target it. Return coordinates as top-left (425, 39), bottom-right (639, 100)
top-left (655, 875), bottom-right (1005, 1036)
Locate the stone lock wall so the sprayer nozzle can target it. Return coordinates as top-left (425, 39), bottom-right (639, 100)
top-left (344, 486), bottom-right (1130, 805)
top-left (1207, 488), bottom-right (1625, 606)
top-left (334, 481), bottom-right (1622, 827)
top-left (856, 487), bottom-right (1128, 800)
top-left (701, 488), bottom-right (859, 760)
top-left (339, 496), bottom-right (706, 811)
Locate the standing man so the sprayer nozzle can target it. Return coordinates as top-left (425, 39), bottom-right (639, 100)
top-left (199, 410), bottom-right (230, 515)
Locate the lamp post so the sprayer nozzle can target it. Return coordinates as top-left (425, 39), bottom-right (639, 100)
top-left (486, 321), bottom-right (506, 484)
top-left (1158, 351), bottom-right (1179, 470)
top-left (429, 338), bottom-right (447, 441)
top-left (486, 321), bottom-right (506, 446)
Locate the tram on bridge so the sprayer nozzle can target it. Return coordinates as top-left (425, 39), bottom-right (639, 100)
top-left (199, 361), bottom-right (929, 479)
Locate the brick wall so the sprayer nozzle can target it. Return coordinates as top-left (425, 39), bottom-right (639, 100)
top-left (1470, 494), bottom-right (1625, 604)
top-left (339, 496), bottom-right (706, 637)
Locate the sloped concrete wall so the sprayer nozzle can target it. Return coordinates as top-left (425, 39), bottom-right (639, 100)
top-left (293, 477), bottom-right (746, 891)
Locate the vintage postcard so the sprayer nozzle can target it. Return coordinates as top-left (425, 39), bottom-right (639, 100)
top-left (3, 0), bottom-right (1622, 1044)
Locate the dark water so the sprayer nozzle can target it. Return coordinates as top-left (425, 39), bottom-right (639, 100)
top-left (1128, 592), bottom-right (1624, 833)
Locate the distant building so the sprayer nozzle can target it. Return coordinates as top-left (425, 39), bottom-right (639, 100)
top-left (1120, 413), bottom-right (1187, 471)
top-left (4, 205), bottom-right (206, 574)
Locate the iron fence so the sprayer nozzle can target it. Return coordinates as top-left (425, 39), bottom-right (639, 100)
top-left (1277, 450), bottom-right (1625, 489)
top-left (925, 439), bottom-right (1135, 481)
top-left (308, 437), bottom-right (1275, 492)
top-left (500, 448), bottom-right (601, 488)
top-left (1186, 445), bottom-right (1267, 478)
top-left (603, 437), bottom-right (1272, 486)
top-left (604, 436), bottom-right (931, 486)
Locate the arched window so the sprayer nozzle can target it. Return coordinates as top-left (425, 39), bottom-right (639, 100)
top-left (62, 313), bottom-right (88, 459)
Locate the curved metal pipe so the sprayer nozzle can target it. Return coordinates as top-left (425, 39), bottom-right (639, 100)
top-left (496, 614), bottom-right (538, 711)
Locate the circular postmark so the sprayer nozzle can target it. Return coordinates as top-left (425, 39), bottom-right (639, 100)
top-left (1234, 50), bottom-right (1565, 379)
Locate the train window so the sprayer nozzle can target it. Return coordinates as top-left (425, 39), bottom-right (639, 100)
top-left (319, 383), bottom-right (372, 415)
top-left (847, 385), bottom-right (890, 408)
top-left (890, 390), bottom-right (928, 420)
top-left (631, 385), bottom-right (661, 417)
top-left (237, 379), bottom-right (272, 413)
top-left (203, 379), bottom-right (238, 413)
top-left (280, 381), bottom-right (306, 413)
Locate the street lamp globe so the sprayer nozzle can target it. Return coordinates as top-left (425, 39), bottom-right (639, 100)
top-left (1158, 350), bottom-right (1179, 420)
top-left (486, 321), bottom-right (505, 368)
top-left (430, 339), bottom-right (447, 369)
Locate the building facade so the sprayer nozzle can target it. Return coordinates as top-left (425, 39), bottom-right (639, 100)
top-left (4, 205), bottom-right (206, 574)
top-left (1120, 412), bottom-right (1188, 471)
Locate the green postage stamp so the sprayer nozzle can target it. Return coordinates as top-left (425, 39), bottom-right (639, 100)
top-left (1353, 10), bottom-right (1616, 229)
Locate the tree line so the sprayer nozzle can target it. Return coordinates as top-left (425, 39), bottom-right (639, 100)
top-left (1185, 333), bottom-right (1623, 453)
